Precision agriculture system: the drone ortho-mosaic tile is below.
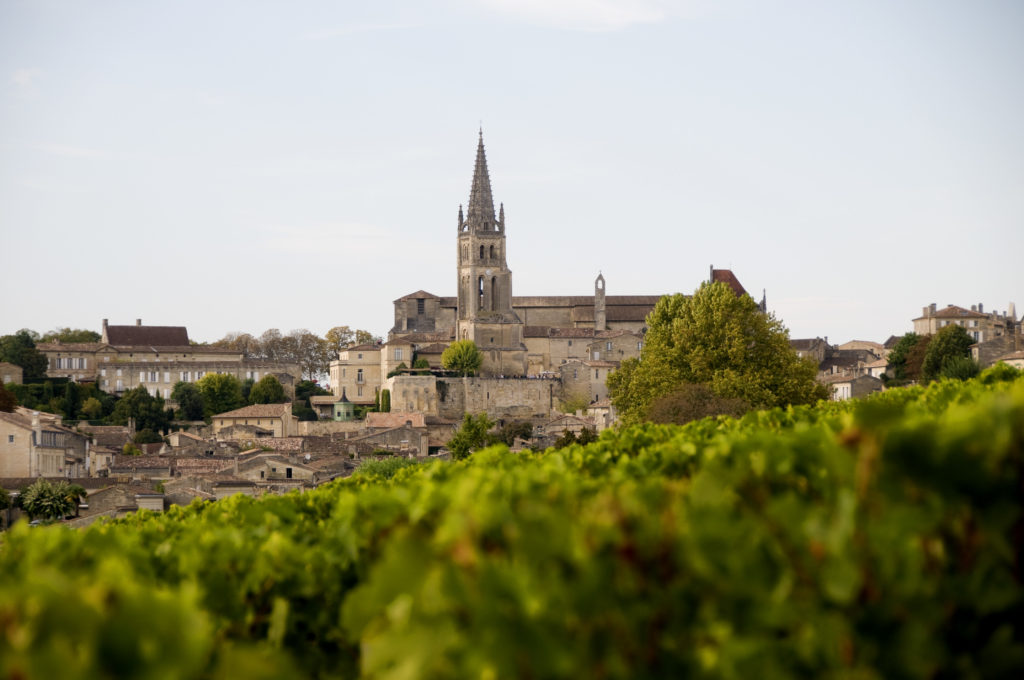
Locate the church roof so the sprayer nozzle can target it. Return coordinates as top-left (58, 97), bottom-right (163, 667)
top-left (394, 290), bottom-right (440, 302)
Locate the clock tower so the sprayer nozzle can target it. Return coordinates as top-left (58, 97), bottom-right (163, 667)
top-left (456, 130), bottom-right (526, 376)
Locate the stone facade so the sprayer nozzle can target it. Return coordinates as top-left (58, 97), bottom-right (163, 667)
top-left (0, 410), bottom-right (88, 478)
top-left (211, 403), bottom-right (298, 438)
top-left (0, 362), bottom-right (23, 385)
top-left (328, 344), bottom-right (381, 405)
top-left (913, 303), bottom-right (1017, 343)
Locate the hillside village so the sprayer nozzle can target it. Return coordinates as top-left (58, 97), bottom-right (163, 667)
top-left (2, 133), bottom-right (1022, 526)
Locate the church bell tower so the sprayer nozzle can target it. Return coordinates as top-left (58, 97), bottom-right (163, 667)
top-left (456, 130), bottom-right (526, 376)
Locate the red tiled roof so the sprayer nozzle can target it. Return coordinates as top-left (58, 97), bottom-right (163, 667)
top-left (711, 269), bottom-right (749, 297)
top-left (214, 403), bottom-right (293, 419)
top-left (105, 325), bottom-right (190, 346)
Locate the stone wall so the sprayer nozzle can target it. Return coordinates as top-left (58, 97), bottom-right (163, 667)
top-left (297, 420), bottom-right (365, 437)
top-left (438, 377), bottom-right (556, 420)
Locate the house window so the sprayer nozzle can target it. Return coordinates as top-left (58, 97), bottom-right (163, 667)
top-left (593, 351), bottom-right (600, 360)
top-left (357, 369), bottom-right (364, 383)
top-left (357, 353), bottom-right (363, 359)
top-left (357, 385), bottom-right (363, 397)
top-left (417, 298), bottom-right (425, 314)
top-left (573, 369), bottom-right (578, 379)
top-left (286, 468), bottom-right (293, 479)
top-left (117, 368), bottom-right (122, 377)
top-left (606, 342), bottom-right (612, 351)
top-left (568, 340), bottom-right (573, 346)
top-left (595, 369), bottom-right (600, 379)
top-left (164, 372), bottom-right (170, 383)
top-left (116, 380), bottom-right (123, 391)
top-left (7, 435), bottom-right (13, 443)
top-left (394, 348), bottom-right (403, 361)
top-left (342, 368), bottom-right (346, 377)
top-left (101, 369), bottom-right (106, 377)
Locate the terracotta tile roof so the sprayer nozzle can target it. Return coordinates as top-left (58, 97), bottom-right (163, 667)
top-left (416, 343), bottom-right (448, 354)
top-left (174, 457), bottom-right (234, 474)
top-left (711, 269), bottom-right (749, 297)
top-left (251, 437), bottom-right (305, 452)
top-left (366, 412), bottom-right (427, 429)
top-left (913, 304), bottom-right (989, 321)
top-left (104, 324), bottom-right (189, 346)
top-left (523, 326), bottom-right (551, 338)
top-left (790, 338), bottom-right (825, 350)
top-left (213, 403), bottom-right (293, 419)
top-left (864, 358), bottom-right (889, 369)
top-left (996, 350), bottom-right (1024, 361)
top-left (606, 306), bottom-right (654, 322)
top-left (594, 329), bottom-right (638, 339)
top-left (110, 455), bottom-right (174, 469)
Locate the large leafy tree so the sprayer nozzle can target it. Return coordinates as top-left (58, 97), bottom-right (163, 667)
top-left (170, 382), bottom-right (205, 420)
top-left (608, 282), bottom-right (827, 425)
top-left (0, 330), bottom-right (48, 380)
top-left (111, 386), bottom-right (170, 433)
top-left (196, 373), bottom-right (244, 416)
top-left (886, 332), bottom-right (920, 380)
top-left (249, 375), bottom-right (287, 404)
top-left (441, 340), bottom-right (483, 376)
top-left (922, 324), bottom-right (974, 382)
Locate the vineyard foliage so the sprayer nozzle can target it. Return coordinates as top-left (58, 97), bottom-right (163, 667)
top-left (2, 368), bottom-right (1023, 678)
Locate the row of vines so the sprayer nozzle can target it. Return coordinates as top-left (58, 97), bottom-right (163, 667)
top-left (2, 367), bottom-right (1022, 678)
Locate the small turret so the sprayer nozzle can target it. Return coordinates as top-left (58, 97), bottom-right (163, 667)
top-left (457, 204), bottom-right (464, 232)
top-left (498, 203), bottom-right (505, 232)
top-left (594, 272), bottom-right (607, 331)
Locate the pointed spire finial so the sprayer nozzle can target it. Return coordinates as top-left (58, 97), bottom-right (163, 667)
top-left (467, 128), bottom-right (496, 231)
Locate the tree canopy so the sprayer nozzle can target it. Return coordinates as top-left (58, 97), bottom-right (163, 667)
top-left (40, 328), bottom-right (101, 343)
top-left (110, 386), bottom-right (170, 433)
top-left (249, 375), bottom-right (287, 404)
top-left (608, 282), bottom-right (827, 425)
top-left (441, 340), bottom-right (483, 376)
top-left (196, 373), bottom-right (244, 417)
top-left (922, 324), bottom-right (975, 382)
top-left (886, 332), bottom-right (920, 381)
top-left (447, 413), bottom-right (494, 460)
top-left (0, 330), bottom-right (47, 381)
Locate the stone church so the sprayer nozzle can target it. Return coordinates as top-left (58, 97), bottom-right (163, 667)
top-left (330, 131), bottom-right (757, 412)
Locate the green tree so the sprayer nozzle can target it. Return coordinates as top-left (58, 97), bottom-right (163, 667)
top-left (249, 375), bottom-right (287, 404)
top-left (492, 420), bottom-right (533, 446)
top-left (63, 382), bottom-right (81, 419)
top-left (19, 479), bottom-right (76, 521)
top-left (196, 373), bottom-right (244, 417)
top-left (939, 355), bottom-right (981, 381)
top-left (111, 386), bottom-right (170, 433)
top-left (80, 396), bottom-right (103, 420)
top-left (386, 362), bottom-right (408, 379)
top-left (441, 340), bottom-right (483, 376)
top-left (354, 330), bottom-right (378, 345)
top-left (608, 282), bottom-right (827, 425)
top-left (412, 358), bottom-right (431, 375)
top-left (170, 382), bottom-right (205, 421)
top-left (0, 330), bottom-right (48, 380)
top-left (40, 328), bottom-right (101, 343)
top-left (646, 383), bottom-right (750, 425)
top-left (295, 379), bottom-right (330, 403)
top-left (922, 324), bottom-right (974, 382)
top-left (0, 487), bottom-right (10, 512)
top-left (379, 388), bottom-right (391, 413)
top-left (886, 332), bottom-right (920, 381)
top-left (447, 413), bottom-right (494, 460)
top-left (0, 384), bottom-right (16, 412)
top-left (133, 429), bottom-right (164, 444)
top-left (903, 334), bottom-right (932, 382)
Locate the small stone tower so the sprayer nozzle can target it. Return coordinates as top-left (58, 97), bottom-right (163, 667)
top-left (594, 273), bottom-right (606, 331)
top-left (455, 129), bottom-right (526, 376)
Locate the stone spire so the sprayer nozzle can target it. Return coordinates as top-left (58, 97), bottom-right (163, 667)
top-left (467, 129), bottom-right (496, 231)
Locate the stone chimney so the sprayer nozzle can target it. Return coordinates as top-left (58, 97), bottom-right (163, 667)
top-left (979, 303), bottom-right (984, 313)
top-left (136, 319), bottom-right (142, 326)
top-left (101, 318), bottom-right (109, 344)
top-left (929, 303), bottom-right (937, 314)
top-left (971, 304), bottom-right (977, 312)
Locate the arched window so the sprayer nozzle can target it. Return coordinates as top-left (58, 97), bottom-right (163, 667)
top-left (478, 276), bottom-right (485, 311)
top-left (479, 245), bottom-right (484, 260)
top-left (489, 245), bottom-right (495, 259)
top-left (491, 276), bottom-right (497, 311)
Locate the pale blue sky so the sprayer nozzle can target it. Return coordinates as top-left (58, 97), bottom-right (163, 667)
top-left (2, 0), bottom-right (1021, 345)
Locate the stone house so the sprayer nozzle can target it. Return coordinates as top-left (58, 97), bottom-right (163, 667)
top-left (38, 319), bottom-right (301, 397)
top-left (211, 403), bottom-right (298, 438)
top-left (329, 344), bottom-right (381, 406)
top-left (558, 359), bottom-right (617, 405)
top-left (790, 338), bottom-right (829, 364)
top-left (821, 374), bottom-right (882, 401)
top-left (971, 331), bottom-right (1023, 368)
top-left (0, 410), bottom-right (88, 478)
top-left (993, 350), bottom-right (1024, 369)
top-left (913, 303), bottom-right (1017, 343)
top-left (344, 424), bottom-right (429, 458)
top-left (0, 362), bottom-right (22, 385)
